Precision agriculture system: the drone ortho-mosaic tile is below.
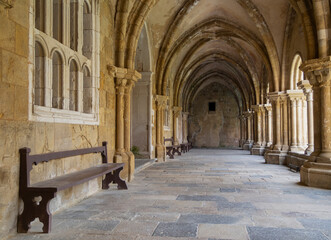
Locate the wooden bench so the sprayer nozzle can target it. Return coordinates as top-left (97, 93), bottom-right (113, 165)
top-left (164, 137), bottom-right (181, 159)
top-left (180, 143), bottom-right (189, 153)
top-left (17, 142), bottom-right (127, 233)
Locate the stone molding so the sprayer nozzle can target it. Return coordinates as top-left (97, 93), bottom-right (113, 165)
top-left (0, 0), bottom-right (13, 8)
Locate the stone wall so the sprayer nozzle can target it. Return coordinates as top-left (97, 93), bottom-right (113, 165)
top-left (189, 82), bottom-right (240, 148)
top-left (0, 1), bottom-right (116, 238)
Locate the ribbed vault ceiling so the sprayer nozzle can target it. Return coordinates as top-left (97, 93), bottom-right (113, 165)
top-left (141, 0), bottom-right (304, 112)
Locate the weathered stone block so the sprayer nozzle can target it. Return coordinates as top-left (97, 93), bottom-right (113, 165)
top-left (0, 14), bottom-right (15, 52)
top-left (2, 49), bottom-right (28, 87)
top-left (14, 85), bottom-right (28, 120)
top-left (15, 24), bottom-right (28, 57)
top-left (0, 82), bottom-right (14, 120)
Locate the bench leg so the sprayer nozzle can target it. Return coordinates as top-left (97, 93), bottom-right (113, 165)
top-left (17, 192), bottom-right (55, 233)
top-left (102, 167), bottom-right (128, 190)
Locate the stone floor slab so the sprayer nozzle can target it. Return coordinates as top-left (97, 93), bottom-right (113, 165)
top-left (153, 222), bottom-right (198, 238)
top-left (247, 226), bottom-right (329, 240)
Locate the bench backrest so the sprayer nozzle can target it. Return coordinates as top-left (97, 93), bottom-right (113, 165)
top-left (164, 137), bottom-right (174, 145)
top-left (19, 142), bottom-right (108, 191)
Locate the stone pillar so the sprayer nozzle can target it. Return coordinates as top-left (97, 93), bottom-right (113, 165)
top-left (239, 115), bottom-right (246, 148)
top-left (281, 95), bottom-right (289, 152)
top-left (182, 112), bottom-right (189, 143)
top-left (298, 80), bottom-right (314, 155)
top-left (109, 66), bottom-right (141, 181)
top-left (300, 57), bottom-right (331, 189)
top-left (124, 79), bottom-right (136, 181)
top-left (251, 105), bottom-right (265, 155)
top-left (265, 92), bottom-right (287, 164)
top-left (173, 106), bottom-right (182, 145)
top-left (261, 107), bottom-right (266, 147)
top-left (115, 78), bottom-right (126, 160)
top-left (155, 95), bottom-right (167, 162)
top-left (265, 104), bottom-right (273, 147)
top-left (243, 111), bottom-right (253, 150)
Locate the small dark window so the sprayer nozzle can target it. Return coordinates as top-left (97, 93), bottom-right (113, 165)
top-left (209, 102), bottom-right (216, 112)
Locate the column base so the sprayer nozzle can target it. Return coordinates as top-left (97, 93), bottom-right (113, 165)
top-left (264, 150), bottom-right (287, 165)
top-left (114, 151), bottom-right (131, 181)
top-left (286, 152), bottom-right (309, 169)
top-left (300, 162), bottom-right (331, 189)
top-left (126, 151), bottom-right (135, 182)
top-left (251, 146), bottom-right (266, 156)
top-left (243, 141), bottom-right (253, 150)
top-left (289, 146), bottom-right (305, 154)
top-left (156, 145), bottom-right (166, 162)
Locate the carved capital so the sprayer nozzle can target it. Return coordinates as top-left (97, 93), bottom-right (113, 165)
top-left (115, 78), bottom-right (127, 95)
top-left (155, 95), bottom-right (168, 111)
top-left (0, 0), bottom-right (13, 8)
top-left (267, 91), bottom-right (285, 102)
top-left (243, 111), bottom-right (253, 118)
top-left (297, 80), bottom-right (313, 95)
top-left (107, 65), bottom-right (141, 82)
top-left (251, 104), bottom-right (264, 113)
top-left (173, 106), bottom-right (182, 118)
top-left (286, 90), bottom-right (305, 101)
top-left (264, 104), bottom-right (272, 112)
top-left (300, 57), bottom-right (331, 88)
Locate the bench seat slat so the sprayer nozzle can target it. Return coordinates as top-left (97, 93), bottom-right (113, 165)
top-left (29, 163), bottom-right (124, 191)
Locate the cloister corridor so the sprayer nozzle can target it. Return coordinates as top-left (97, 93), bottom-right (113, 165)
top-left (11, 149), bottom-right (331, 240)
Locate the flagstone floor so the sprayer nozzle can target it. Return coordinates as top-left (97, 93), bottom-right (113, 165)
top-left (10, 149), bottom-right (331, 240)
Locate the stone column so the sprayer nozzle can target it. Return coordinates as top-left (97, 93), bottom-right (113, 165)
top-left (300, 57), bottom-right (331, 189)
top-left (243, 111), bottom-right (253, 150)
top-left (182, 112), bottom-right (189, 143)
top-left (109, 66), bottom-right (141, 181)
top-left (265, 104), bottom-right (273, 147)
top-left (261, 107), bottom-right (266, 147)
top-left (173, 106), bottom-right (182, 145)
top-left (124, 79), bottom-right (136, 181)
top-left (115, 78), bottom-right (126, 159)
top-left (239, 115), bottom-right (246, 148)
top-left (251, 105), bottom-right (265, 155)
top-left (281, 95), bottom-right (289, 152)
top-left (297, 98), bottom-right (304, 150)
top-left (155, 95), bottom-right (167, 162)
top-left (298, 80), bottom-right (314, 155)
top-left (265, 92), bottom-right (287, 164)
top-left (287, 90), bottom-right (305, 153)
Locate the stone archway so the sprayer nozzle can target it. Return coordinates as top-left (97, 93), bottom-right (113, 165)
top-left (131, 24), bottom-right (153, 159)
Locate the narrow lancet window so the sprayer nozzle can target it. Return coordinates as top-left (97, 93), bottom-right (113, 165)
top-left (35, 0), bottom-right (45, 32)
top-left (83, 66), bottom-right (92, 113)
top-left (35, 42), bottom-right (45, 106)
top-left (53, 0), bottom-right (63, 43)
top-left (83, 1), bottom-right (92, 58)
top-left (52, 52), bottom-right (63, 109)
top-left (70, 0), bottom-right (79, 51)
top-left (69, 60), bottom-right (79, 111)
